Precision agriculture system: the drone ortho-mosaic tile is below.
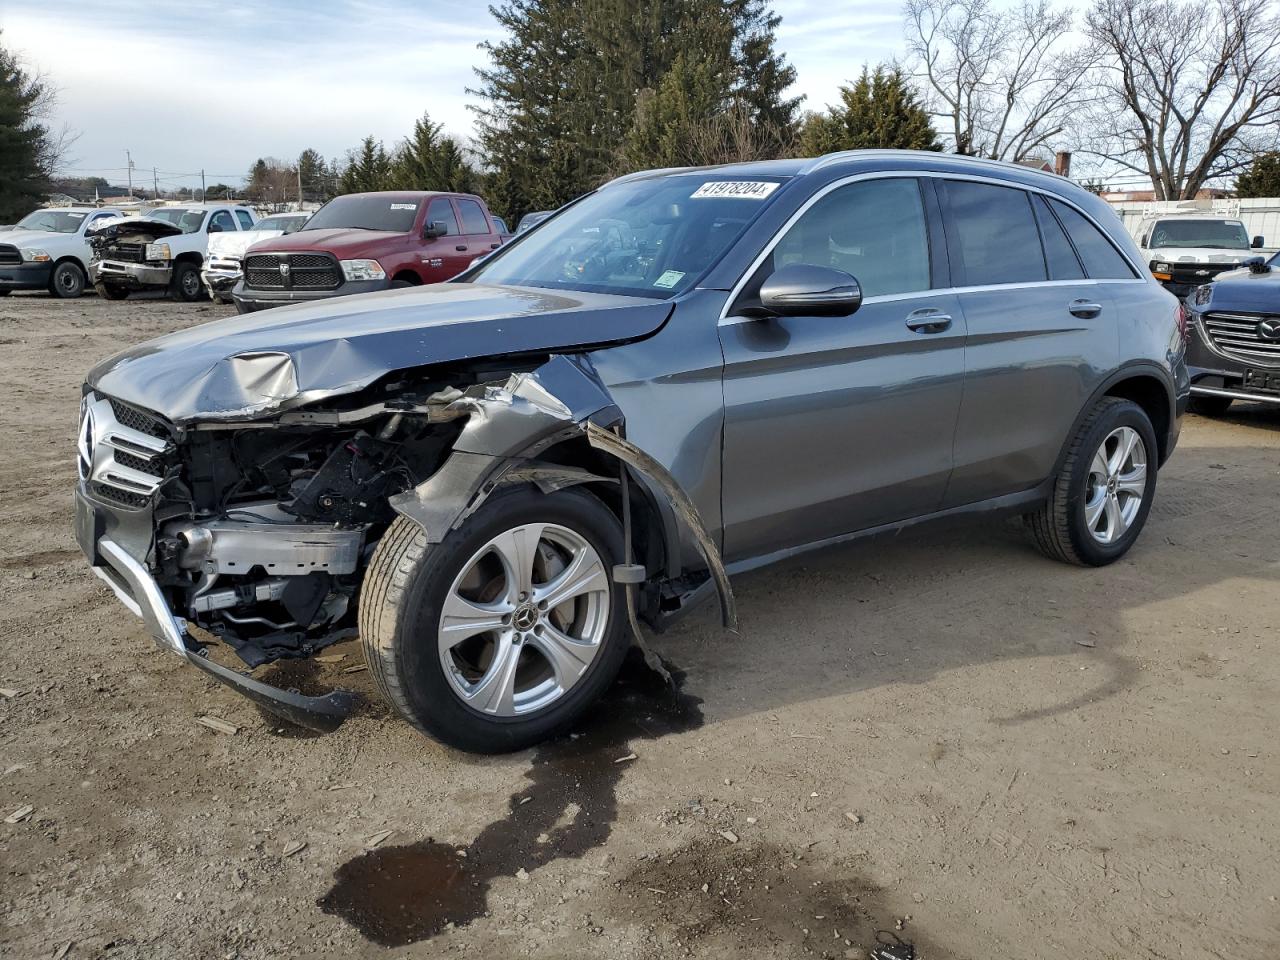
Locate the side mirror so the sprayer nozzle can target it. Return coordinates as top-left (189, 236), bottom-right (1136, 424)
top-left (424, 220), bottom-right (448, 239)
top-left (755, 264), bottom-right (862, 318)
top-left (208, 222), bottom-right (224, 233)
top-left (1252, 235), bottom-right (1264, 248)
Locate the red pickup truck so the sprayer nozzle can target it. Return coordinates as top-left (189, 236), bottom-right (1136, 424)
top-left (232, 191), bottom-right (504, 312)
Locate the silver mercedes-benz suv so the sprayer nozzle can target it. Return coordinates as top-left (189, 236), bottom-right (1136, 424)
top-left (74, 150), bottom-right (1190, 752)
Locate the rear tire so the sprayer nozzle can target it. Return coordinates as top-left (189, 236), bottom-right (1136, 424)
top-left (360, 486), bottom-right (629, 753)
top-left (170, 261), bottom-right (204, 302)
top-left (1027, 397), bottom-right (1158, 566)
top-left (1189, 395), bottom-right (1232, 417)
top-left (94, 283), bottom-right (129, 300)
top-left (48, 261), bottom-right (86, 299)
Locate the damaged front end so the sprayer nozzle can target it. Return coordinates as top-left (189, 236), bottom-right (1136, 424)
top-left (77, 351), bottom-right (734, 732)
top-left (87, 218), bottom-right (182, 292)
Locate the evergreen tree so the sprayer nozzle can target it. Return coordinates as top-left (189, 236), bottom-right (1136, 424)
top-left (472, 0), bottom-right (800, 222)
top-left (338, 137), bottom-right (394, 194)
top-left (297, 148), bottom-right (328, 201)
top-left (797, 66), bottom-right (940, 157)
top-left (1236, 152), bottom-right (1280, 199)
top-left (0, 31), bottom-right (53, 221)
top-left (391, 113), bottom-right (479, 192)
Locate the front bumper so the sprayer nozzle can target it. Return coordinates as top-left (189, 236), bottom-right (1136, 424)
top-left (91, 260), bottom-right (172, 290)
top-left (201, 264), bottom-right (241, 296)
top-left (1186, 319), bottom-right (1280, 406)
top-left (231, 277), bottom-right (388, 312)
top-left (75, 484), bottom-right (357, 731)
top-left (0, 260), bottom-right (54, 291)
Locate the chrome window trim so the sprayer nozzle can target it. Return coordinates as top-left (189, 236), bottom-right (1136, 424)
top-left (717, 169), bottom-right (1146, 325)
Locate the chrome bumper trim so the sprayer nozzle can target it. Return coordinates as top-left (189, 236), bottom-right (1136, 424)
top-left (1190, 385), bottom-right (1280, 405)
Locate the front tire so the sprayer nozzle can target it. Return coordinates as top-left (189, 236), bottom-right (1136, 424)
top-left (360, 486), bottom-right (629, 753)
top-left (1189, 395), bottom-right (1232, 417)
top-left (49, 261), bottom-right (86, 299)
top-left (94, 283), bottom-right (129, 300)
top-left (1028, 397), bottom-right (1158, 566)
top-left (170, 261), bottom-right (204, 301)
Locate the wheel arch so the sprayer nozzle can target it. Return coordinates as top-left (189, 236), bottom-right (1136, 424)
top-left (1054, 364), bottom-right (1177, 474)
top-left (391, 269), bottom-right (423, 285)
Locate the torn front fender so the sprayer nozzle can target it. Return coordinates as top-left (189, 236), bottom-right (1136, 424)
top-left (387, 354), bottom-right (737, 630)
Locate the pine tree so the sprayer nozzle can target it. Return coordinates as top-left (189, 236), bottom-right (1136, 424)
top-left (297, 148), bottom-right (328, 201)
top-left (797, 67), bottom-right (940, 157)
top-left (1236, 153), bottom-right (1280, 199)
top-left (471, 0), bottom-right (801, 222)
top-left (339, 137), bottom-right (394, 194)
top-left (0, 32), bottom-right (52, 221)
top-left (390, 113), bottom-right (479, 192)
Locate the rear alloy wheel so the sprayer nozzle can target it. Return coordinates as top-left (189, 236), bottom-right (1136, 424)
top-left (48, 261), bottom-right (86, 299)
top-left (360, 486), bottom-right (629, 753)
top-left (1028, 397), bottom-right (1158, 566)
top-left (171, 261), bottom-right (204, 302)
top-left (1189, 395), bottom-right (1233, 417)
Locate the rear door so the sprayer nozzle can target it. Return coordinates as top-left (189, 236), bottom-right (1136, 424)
top-left (938, 179), bottom-right (1120, 507)
top-left (418, 197), bottom-right (464, 281)
top-left (718, 176), bottom-right (967, 562)
top-left (454, 197), bottom-right (501, 271)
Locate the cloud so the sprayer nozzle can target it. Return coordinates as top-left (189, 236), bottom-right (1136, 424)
top-left (2, 0), bottom-right (912, 188)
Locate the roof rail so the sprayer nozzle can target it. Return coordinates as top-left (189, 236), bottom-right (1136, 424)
top-left (799, 148), bottom-right (1070, 181)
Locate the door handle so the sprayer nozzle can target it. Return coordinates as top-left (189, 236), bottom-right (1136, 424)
top-left (905, 308), bottom-right (953, 333)
top-left (490, 242), bottom-right (501, 249)
top-left (455, 245), bottom-right (468, 252)
top-left (1069, 299), bottom-right (1103, 319)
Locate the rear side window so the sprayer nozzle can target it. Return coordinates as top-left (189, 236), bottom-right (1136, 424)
top-left (942, 181), bottom-right (1045, 285)
top-left (1030, 195), bottom-right (1084, 281)
top-left (235, 210), bottom-right (254, 230)
top-left (426, 198), bottom-right (459, 236)
top-left (1049, 200), bottom-right (1137, 279)
top-left (456, 199), bottom-right (490, 235)
top-left (772, 177), bottom-right (931, 298)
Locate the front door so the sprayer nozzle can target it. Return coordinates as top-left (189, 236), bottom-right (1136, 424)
top-left (718, 176), bottom-right (967, 563)
top-left (419, 197), bottom-right (465, 281)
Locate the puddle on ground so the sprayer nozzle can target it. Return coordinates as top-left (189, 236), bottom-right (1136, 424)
top-left (317, 649), bottom-right (702, 946)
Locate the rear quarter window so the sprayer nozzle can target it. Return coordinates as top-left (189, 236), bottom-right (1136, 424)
top-left (1049, 199), bottom-right (1137, 280)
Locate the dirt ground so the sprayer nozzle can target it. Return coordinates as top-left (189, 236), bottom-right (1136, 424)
top-left (1, 290), bottom-right (1277, 960)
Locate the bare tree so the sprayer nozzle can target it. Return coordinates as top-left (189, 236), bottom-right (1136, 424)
top-left (1082, 0), bottom-right (1280, 199)
top-left (903, 0), bottom-right (1092, 161)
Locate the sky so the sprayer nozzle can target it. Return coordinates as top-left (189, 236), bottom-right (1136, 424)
top-left (1, 0), bottom-right (904, 192)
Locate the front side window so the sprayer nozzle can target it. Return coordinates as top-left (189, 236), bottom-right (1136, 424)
top-left (456, 199), bottom-right (490, 235)
top-left (209, 210), bottom-right (236, 233)
top-left (235, 210), bottom-right (255, 230)
top-left (468, 175), bottom-right (786, 298)
top-left (426, 198), bottom-right (459, 236)
top-left (942, 181), bottom-right (1045, 286)
top-left (15, 210), bottom-right (87, 234)
top-left (770, 177), bottom-right (931, 299)
top-left (1050, 200), bottom-right (1137, 279)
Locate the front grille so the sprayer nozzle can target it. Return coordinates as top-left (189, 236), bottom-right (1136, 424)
top-left (114, 449), bottom-right (167, 478)
top-left (243, 253), bottom-right (341, 291)
top-left (104, 242), bottom-right (147, 264)
top-left (92, 481), bottom-right (151, 509)
top-left (1168, 263), bottom-right (1237, 286)
top-left (109, 398), bottom-right (170, 439)
top-left (0, 244), bottom-right (19, 266)
top-left (1201, 312), bottom-right (1280, 367)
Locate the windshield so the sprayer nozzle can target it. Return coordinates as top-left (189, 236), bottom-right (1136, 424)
top-left (256, 215), bottom-right (308, 233)
top-left (469, 176), bottom-right (786, 298)
top-left (15, 210), bottom-right (89, 233)
top-left (304, 195), bottom-right (420, 233)
top-left (145, 208), bottom-right (206, 233)
top-left (1150, 219), bottom-right (1250, 250)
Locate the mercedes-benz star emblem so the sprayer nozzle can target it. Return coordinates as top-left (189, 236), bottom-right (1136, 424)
top-left (1259, 318), bottom-right (1280, 341)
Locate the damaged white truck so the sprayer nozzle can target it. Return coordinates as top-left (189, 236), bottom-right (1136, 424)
top-left (75, 154), bottom-right (1186, 751)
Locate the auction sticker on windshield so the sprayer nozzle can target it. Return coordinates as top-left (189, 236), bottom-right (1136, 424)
top-left (691, 181), bottom-right (779, 200)
top-left (389, 203), bottom-right (417, 210)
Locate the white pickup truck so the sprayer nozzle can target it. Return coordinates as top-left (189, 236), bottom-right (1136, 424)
top-left (0, 207), bottom-right (122, 298)
top-left (88, 204), bottom-right (258, 301)
top-left (201, 211), bottom-right (310, 302)
top-left (1136, 214), bottom-right (1266, 298)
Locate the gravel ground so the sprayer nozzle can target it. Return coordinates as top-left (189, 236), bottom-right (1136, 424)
top-left (1, 290), bottom-right (1278, 960)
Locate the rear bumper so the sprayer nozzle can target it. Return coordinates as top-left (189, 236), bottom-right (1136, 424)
top-left (75, 484), bottom-right (357, 731)
top-left (231, 277), bottom-right (388, 312)
top-left (91, 260), bottom-right (172, 290)
top-left (0, 261), bottom-right (54, 290)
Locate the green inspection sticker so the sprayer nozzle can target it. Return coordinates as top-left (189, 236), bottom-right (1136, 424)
top-left (653, 270), bottom-right (685, 289)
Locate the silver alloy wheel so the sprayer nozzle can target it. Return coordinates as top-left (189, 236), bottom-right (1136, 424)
top-left (438, 522), bottom-right (610, 717)
top-left (1084, 426), bottom-right (1148, 545)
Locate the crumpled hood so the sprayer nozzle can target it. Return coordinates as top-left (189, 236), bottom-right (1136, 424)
top-left (249, 228), bottom-right (404, 258)
top-left (208, 228), bottom-right (286, 260)
top-left (87, 282), bottom-right (672, 423)
top-left (1146, 246), bottom-right (1252, 264)
top-left (87, 217), bottom-right (185, 242)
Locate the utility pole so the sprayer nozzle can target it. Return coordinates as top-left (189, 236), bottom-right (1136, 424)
top-left (297, 164), bottom-right (303, 206)
top-left (153, 166), bottom-right (159, 201)
top-left (126, 149), bottom-right (134, 198)
top-left (201, 169), bottom-right (206, 202)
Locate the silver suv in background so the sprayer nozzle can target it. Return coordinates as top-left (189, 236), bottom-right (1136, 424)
top-left (75, 150), bottom-right (1188, 752)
